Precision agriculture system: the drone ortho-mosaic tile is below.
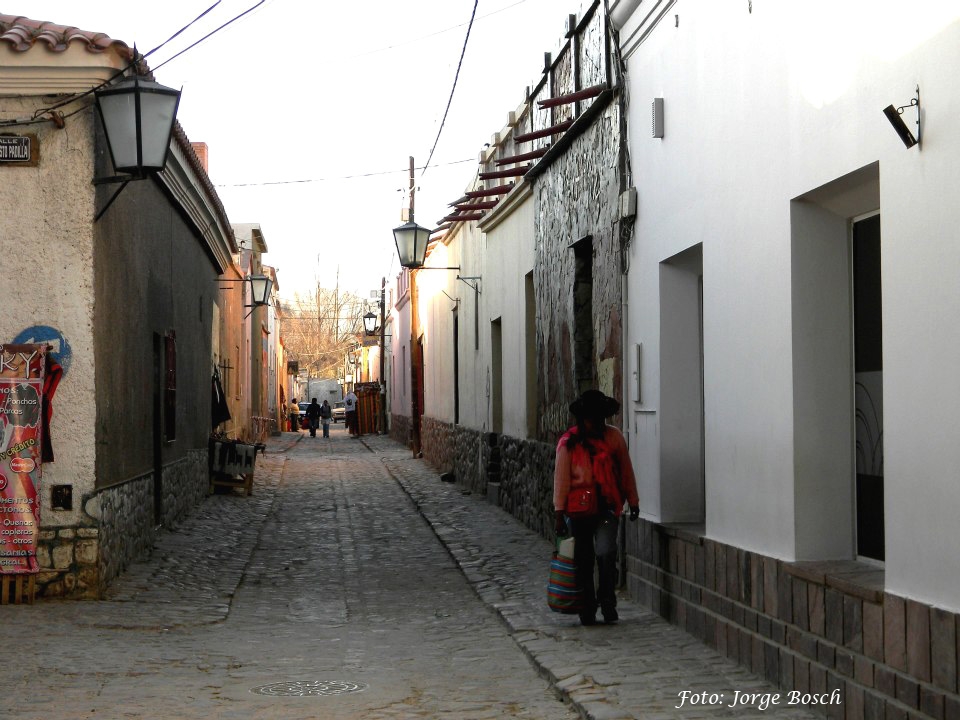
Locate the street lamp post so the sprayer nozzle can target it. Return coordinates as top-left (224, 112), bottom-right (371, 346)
top-left (391, 157), bottom-right (432, 456)
top-left (362, 280), bottom-right (389, 435)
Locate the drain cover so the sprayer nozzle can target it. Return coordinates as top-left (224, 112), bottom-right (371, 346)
top-left (251, 680), bottom-right (368, 697)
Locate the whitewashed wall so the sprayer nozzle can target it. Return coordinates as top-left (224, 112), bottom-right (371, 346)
top-left (617, 0), bottom-right (960, 611)
top-left (0, 96), bottom-right (98, 530)
top-left (480, 192), bottom-right (535, 439)
top-left (390, 273), bottom-right (412, 422)
top-left (419, 240), bottom-right (460, 423)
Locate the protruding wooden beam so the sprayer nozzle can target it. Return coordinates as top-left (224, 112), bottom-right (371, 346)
top-left (442, 212), bottom-right (485, 223)
top-left (464, 183), bottom-right (514, 198)
top-left (512, 119), bottom-right (574, 143)
top-left (537, 83), bottom-right (606, 109)
top-left (455, 201), bottom-right (498, 211)
top-left (495, 146), bottom-right (549, 166)
top-left (479, 165), bottom-right (531, 180)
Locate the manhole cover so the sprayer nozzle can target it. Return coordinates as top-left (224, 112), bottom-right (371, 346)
top-left (250, 680), bottom-right (368, 697)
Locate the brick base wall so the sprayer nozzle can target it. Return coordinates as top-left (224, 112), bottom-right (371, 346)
top-left (626, 519), bottom-right (960, 719)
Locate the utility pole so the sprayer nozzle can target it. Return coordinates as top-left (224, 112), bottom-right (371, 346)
top-left (379, 275), bottom-right (387, 435)
top-left (408, 156), bottom-right (422, 457)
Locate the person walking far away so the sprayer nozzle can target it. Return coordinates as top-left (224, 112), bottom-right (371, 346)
top-left (554, 389), bottom-right (639, 626)
top-left (305, 397), bottom-right (321, 438)
top-left (288, 398), bottom-right (300, 432)
top-left (344, 389), bottom-right (358, 436)
top-left (320, 399), bottom-right (332, 438)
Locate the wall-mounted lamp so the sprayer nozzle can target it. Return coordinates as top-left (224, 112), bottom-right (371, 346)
top-left (247, 274), bottom-right (273, 307)
top-left (93, 72), bottom-right (182, 221)
top-left (363, 311), bottom-right (378, 336)
top-left (218, 274), bottom-right (274, 317)
top-left (882, 86), bottom-right (921, 149)
top-left (393, 220), bottom-right (434, 269)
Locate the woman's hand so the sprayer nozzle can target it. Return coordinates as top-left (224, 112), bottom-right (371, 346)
top-left (554, 510), bottom-right (568, 536)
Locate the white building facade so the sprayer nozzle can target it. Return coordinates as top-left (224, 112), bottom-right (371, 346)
top-left (613, 0), bottom-right (960, 712)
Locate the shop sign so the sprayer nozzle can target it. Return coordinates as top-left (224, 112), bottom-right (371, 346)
top-left (0, 344), bottom-right (46, 575)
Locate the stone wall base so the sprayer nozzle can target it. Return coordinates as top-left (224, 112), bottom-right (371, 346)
top-left (35, 449), bottom-right (207, 599)
top-left (420, 417), bottom-right (555, 539)
top-left (390, 413), bottom-right (412, 449)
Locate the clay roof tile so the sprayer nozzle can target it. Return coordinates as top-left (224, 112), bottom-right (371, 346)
top-left (0, 14), bottom-right (132, 59)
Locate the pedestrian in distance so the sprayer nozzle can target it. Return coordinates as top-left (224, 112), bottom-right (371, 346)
top-left (344, 388), bottom-right (358, 436)
top-left (288, 398), bottom-right (300, 432)
top-left (553, 389), bottom-right (639, 626)
top-left (320, 399), bottom-right (332, 438)
top-left (305, 397), bottom-right (321, 438)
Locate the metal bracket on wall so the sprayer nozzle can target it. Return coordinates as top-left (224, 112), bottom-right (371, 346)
top-left (457, 275), bottom-right (482, 293)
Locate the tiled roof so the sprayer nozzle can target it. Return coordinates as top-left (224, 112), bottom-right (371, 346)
top-left (0, 14), bottom-right (132, 58)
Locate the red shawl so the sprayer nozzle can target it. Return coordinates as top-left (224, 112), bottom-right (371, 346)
top-left (559, 427), bottom-right (623, 511)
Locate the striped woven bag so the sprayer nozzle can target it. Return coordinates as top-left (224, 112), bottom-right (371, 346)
top-left (547, 550), bottom-right (583, 614)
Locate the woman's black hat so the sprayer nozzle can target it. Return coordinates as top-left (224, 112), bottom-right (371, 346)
top-left (569, 389), bottom-right (620, 418)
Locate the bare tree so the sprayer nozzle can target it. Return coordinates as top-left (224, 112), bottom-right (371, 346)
top-left (282, 283), bottom-right (366, 380)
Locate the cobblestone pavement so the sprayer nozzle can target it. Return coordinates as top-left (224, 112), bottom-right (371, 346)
top-left (0, 428), bottom-right (824, 720)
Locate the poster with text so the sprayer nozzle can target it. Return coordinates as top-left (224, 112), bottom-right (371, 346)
top-left (0, 344), bottom-right (46, 574)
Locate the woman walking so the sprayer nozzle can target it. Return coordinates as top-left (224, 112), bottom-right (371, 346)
top-left (553, 390), bottom-right (639, 626)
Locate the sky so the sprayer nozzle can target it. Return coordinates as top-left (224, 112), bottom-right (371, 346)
top-left (20, 0), bottom-right (578, 302)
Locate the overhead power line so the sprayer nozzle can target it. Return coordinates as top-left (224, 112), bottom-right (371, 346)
top-left (422, 0), bottom-right (480, 176)
top-left (215, 157), bottom-right (475, 188)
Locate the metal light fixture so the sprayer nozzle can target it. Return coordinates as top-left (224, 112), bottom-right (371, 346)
top-left (95, 74), bottom-right (181, 175)
top-left (363, 311), bottom-right (378, 335)
top-left (248, 274), bottom-right (273, 307)
top-left (882, 86), bottom-right (921, 149)
top-left (393, 220), bottom-right (434, 269)
top-left (92, 72), bottom-right (182, 222)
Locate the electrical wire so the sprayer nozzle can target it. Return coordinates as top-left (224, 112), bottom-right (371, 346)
top-left (26, 1), bottom-right (224, 121)
top-left (151, 0), bottom-right (267, 73)
top-left (346, 0), bottom-right (530, 60)
top-left (215, 157), bottom-right (476, 188)
top-left (1, 0), bottom-right (254, 127)
top-left (142, 1), bottom-right (222, 60)
top-left (421, 0), bottom-right (480, 176)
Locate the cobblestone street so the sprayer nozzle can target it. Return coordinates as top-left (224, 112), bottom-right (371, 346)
top-left (1, 429), bottom-right (824, 719)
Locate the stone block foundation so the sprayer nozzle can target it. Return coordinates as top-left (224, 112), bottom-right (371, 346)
top-left (34, 449), bottom-right (207, 599)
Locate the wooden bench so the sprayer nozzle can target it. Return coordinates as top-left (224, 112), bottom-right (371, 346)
top-left (208, 470), bottom-right (254, 497)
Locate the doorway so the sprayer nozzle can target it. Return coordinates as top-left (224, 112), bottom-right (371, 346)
top-left (853, 214), bottom-right (884, 560)
top-left (659, 244), bottom-right (705, 523)
top-left (453, 310), bottom-right (460, 425)
top-left (491, 318), bottom-right (503, 433)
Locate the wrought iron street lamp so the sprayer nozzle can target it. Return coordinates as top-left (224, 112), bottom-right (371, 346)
top-left (95, 74), bottom-right (181, 175)
top-left (248, 274), bottom-right (273, 307)
top-left (392, 221), bottom-right (434, 269)
top-left (363, 311), bottom-right (378, 336)
top-left (92, 72), bottom-right (181, 221)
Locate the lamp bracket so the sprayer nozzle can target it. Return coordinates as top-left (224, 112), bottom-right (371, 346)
top-left (93, 179), bottom-right (132, 222)
top-left (895, 85), bottom-right (921, 143)
top-left (93, 173), bottom-right (147, 186)
top-left (457, 275), bottom-right (482, 294)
